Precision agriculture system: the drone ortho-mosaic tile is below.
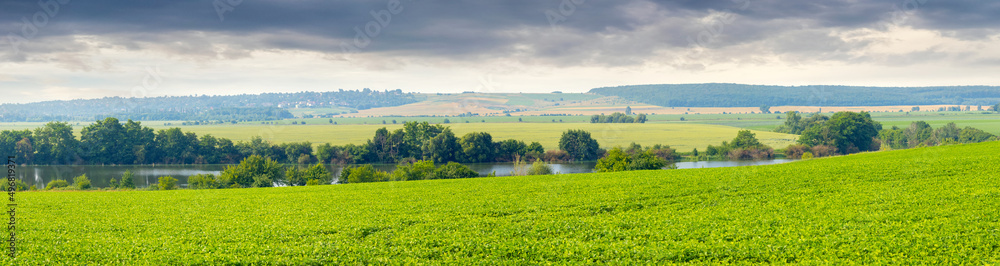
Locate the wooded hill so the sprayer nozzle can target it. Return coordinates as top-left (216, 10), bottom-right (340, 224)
top-left (0, 89), bottom-right (419, 122)
top-left (589, 83), bottom-right (1000, 107)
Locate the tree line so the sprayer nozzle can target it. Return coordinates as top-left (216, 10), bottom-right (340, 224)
top-left (590, 112), bottom-right (647, 123)
top-left (590, 84), bottom-right (1000, 107)
top-left (777, 111), bottom-right (997, 159)
top-left (0, 118), bottom-right (608, 165)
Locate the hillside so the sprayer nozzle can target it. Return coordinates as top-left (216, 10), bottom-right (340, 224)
top-left (590, 83), bottom-right (1000, 107)
top-left (0, 89), bottom-right (419, 122)
top-left (13, 141), bottom-right (1000, 264)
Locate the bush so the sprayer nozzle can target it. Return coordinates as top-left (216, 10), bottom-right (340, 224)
top-left (220, 155), bottom-right (283, 188)
top-left (46, 179), bottom-right (70, 190)
top-left (542, 150), bottom-right (572, 162)
top-left (594, 148), bottom-right (631, 172)
top-left (810, 145), bottom-right (837, 158)
top-left (252, 174), bottom-right (273, 188)
top-left (1, 179), bottom-right (28, 192)
top-left (120, 170), bottom-right (136, 189)
top-left (341, 165), bottom-right (390, 183)
top-left (784, 144), bottom-right (811, 159)
top-left (74, 174), bottom-right (91, 190)
top-left (158, 176), bottom-right (178, 190)
top-left (306, 179), bottom-right (320, 186)
top-left (391, 160), bottom-right (435, 181)
top-left (108, 178), bottom-right (119, 189)
top-left (188, 174), bottom-right (220, 189)
top-left (430, 162), bottom-right (479, 179)
top-left (801, 152), bottom-right (814, 160)
top-left (527, 160), bottom-right (553, 175)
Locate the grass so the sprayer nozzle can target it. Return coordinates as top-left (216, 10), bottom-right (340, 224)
top-left (9, 141), bottom-right (1000, 264)
top-left (143, 123), bottom-right (798, 152)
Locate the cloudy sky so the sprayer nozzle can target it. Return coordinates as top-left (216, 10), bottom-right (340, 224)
top-left (1, 0), bottom-right (998, 103)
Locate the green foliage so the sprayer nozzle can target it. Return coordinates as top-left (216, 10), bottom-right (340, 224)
top-left (108, 178), bottom-right (119, 189)
top-left (251, 174), bottom-right (273, 188)
top-left (220, 155), bottom-right (283, 188)
top-left (801, 152), bottom-right (814, 159)
top-left (0, 179), bottom-right (28, 192)
top-left (391, 160), bottom-right (436, 181)
top-left (430, 162), bottom-right (480, 179)
top-left (799, 112), bottom-right (881, 154)
top-left (527, 160), bottom-right (553, 176)
top-left (158, 176), bottom-right (178, 190)
top-left (590, 112), bottom-right (643, 123)
top-left (45, 179), bottom-right (69, 190)
top-left (189, 174), bottom-right (221, 189)
top-left (460, 132), bottom-right (496, 163)
top-left (74, 174), bottom-right (91, 190)
top-left (306, 179), bottom-right (320, 186)
top-left (120, 170), bottom-right (136, 189)
top-left (558, 130), bottom-right (601, 161)
top-left (595, 147), bottom-right (667, 172)
top-left (342, 165), bottom-right (390, 183)
top-left (11, 142), bottom-right (1000, 264)
top-left (286, 163), bottom-right (333, 186)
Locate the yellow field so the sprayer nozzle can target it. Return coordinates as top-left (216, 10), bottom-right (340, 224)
top-left (148, 123), bottom-right (798, 152)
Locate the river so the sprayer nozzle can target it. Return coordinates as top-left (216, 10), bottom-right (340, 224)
top-left (14, 159), bottom-right (796, 188)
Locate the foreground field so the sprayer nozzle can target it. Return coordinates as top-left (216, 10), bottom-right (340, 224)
top-left (10, 141), bottom-right (1000, 264)
top-left (144, 123), bottom-right (798, 152)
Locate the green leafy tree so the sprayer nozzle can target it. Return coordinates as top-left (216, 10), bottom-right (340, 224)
top-left (594, 148), bottom-right (631, 172)
top-left (108, 178), bottom-right (119, 189)
top-left (342, 165), bottom-right (390, 183)
top-left (189, 174), bottom-right (220, 189)
top-left (559, 130), bottom-right (601, 161)
top-left (220, 155), bottom-right (284, 188)
top-left (527, 160), bottom-right (553, 175)
top-left (424, 129), bottom-right (462, 163)
top-left (391, 160), bottom-right (436, 181)
top-left (460, 132), bottom-right (496, 163)
top-left (32, 122), bottom-right (79, 165)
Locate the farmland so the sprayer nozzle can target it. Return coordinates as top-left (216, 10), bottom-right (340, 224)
top-left (9, 141), bottom-right (1000, 264)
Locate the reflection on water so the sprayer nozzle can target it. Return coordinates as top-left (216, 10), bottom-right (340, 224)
top-left (15, 159), bottom-right (795, 188)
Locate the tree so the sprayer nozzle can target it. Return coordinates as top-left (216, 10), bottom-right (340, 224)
top-left (594, 148), bottom-right (630, 172)
top-left (800, 112), bottom-right (881, 154)
top-left (760, 105), bottom-right (771, 114)
top-left (219, 155), bottom-right (284, 188)
top-left (32, 122), bottom-right (79, 165)
top-left (496, 139), bottom-right (527, 162)
top-left (559, 130), bottom-right (601, 161)
top-left (636, 113), bottom-right (647, 123)
top-left (341, 164), bottom-right (389, 183)
top-left (424, 129), bottom-right (462, 163)
top-left (460, 132), bottom-right (496, 163)
top-left (625, 106), bottom-right (632, 115)
top-left (80, 117), bottom-right (128, 164)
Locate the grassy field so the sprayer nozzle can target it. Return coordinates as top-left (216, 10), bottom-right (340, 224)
top-left (9, 141), bottom-right (1000, 264)
top-left (141, 123), bottom-right (798, 152)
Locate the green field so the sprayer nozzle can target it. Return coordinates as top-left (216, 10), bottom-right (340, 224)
top-left (10, 141), bottom-right (1000, 264)
top-left (141, 123), bottom-right (798, 152)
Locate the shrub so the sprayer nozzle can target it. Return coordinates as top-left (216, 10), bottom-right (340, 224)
top-left (220, 155), bottom-right (283, 188)
top-left (108, 178), bottom-right (119, 189)
top-left (594, 148), bottom-right (631, 172)
top-left (252, 174), bottom-right (273, 188)
top-left (120, 170), bottom-right (136, 189)
top-left (74, 174), bottom-right (91, 190)
top-left (29, 185), bottom-right (36, 191)
top-left (45, 179), bottom-right (69, 190)
top-left (810, 145), bottom-right (837, 158)
top-left (527, 160), bottom-right (553, 175)
top-left (783, 144), bottom-right (810, 159)
top-left (430, 162), bottom-right (479, 179)
top-left (1, 179), bottom-right (28, 192)
top-left (801, 152), bottom-right (814, 160)
top-left (391, 160), bottom-right (435, 181)
top-left (306, 179), bottom-right (320, 186)
top-left (542, 150), bottom-right (572, 162)
top-left (342, 165), bottom-right (390, 183)
top-left (158, 176), bottom-right (178, 190)
top-left (189, 174), bottom-right (220, 189)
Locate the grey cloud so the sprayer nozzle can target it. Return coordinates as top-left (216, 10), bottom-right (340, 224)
top-left (1, 0), bottom-right (998, 68)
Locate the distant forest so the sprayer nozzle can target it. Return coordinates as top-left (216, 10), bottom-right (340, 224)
top-left (590, 84), bottom-right (1000, 107)
top-left (0, 89), bottom-right (419, 122)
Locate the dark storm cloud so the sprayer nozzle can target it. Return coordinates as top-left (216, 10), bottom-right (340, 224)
top-left (1, 0), bottom-right (998, 66)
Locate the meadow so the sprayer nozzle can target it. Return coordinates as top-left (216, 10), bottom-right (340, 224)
top-left (8, 141), bottom-right (1000, 264)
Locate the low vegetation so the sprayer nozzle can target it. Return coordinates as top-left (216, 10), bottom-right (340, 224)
top-left (10, 141), bottom-right (1000, 264)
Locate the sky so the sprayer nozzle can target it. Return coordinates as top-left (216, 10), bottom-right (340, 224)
top-left (1, 0), bottom-right (999, 104)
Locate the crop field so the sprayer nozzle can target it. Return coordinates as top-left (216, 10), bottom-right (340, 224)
top-left (8, 141), bottom-right (1000, 264)
top-left (144, 123), bottom-right (798, 152)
